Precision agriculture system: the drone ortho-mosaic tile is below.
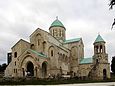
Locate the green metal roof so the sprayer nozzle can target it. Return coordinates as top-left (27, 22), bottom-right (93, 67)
top-left (80, 57), bottom-right (93, 64)
top-left (29, 49), bottom-right (47, 58)
top-left (64, 38), bottom-right (81, 44)
top-left (94, 34), bottom-right (105, 43)
top-left (50, 19), bottom-right (65, 28)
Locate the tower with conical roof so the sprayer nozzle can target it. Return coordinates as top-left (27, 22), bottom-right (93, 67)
top-left (92, 34), bottom-right (110, 79)
top-left (93, 34), bottom-right (106, 58)
top-left (49, 17), bottom-right (66, 41)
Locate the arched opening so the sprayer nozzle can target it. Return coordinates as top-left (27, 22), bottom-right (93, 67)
top-left (48, 46), bottom-right (55, 57)
top-left (31, 44), bottom-right (35, 50)
top-left (26, 61), bottom-right (34, 76)
top-left (60, 66), bottom-right (62, 75)
top-left (100, 45), bottom-right (103, 53)
top-left (43, 41), bottom-right (46, 52)
top-left (95, 46), bottom-right (98, 53)
top-left (96, 59), bottom-right (99, 64)
top-left (22, 68), bottom-right (25, 77)
top-left (103, 69), bottom-right (107, 80)
top-left (14, 52), bottom-right (17, 58)
top-left (71, 47), bottom-right (77, 59)
top-left (51, 50), bottom-right (53, 56)
top-left (42, 62), bottom-right (47, 78)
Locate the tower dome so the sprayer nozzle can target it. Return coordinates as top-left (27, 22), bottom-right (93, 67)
top-left (49, 18), bottom-right (65, 29)
top-left (49, 17), bottom-right (66, 41)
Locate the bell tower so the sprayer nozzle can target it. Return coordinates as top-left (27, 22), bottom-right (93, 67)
top-left (93, 34), bottom-right (108, 64)
top-left (92, 34), bottom-right (110, 79)
top-left (49, 17), bottom-right (66, 41)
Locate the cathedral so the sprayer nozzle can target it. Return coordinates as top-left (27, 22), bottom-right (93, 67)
top-left (5, 18), bottom-right (110, 80)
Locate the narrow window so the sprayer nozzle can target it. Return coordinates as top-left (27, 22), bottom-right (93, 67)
top-left (53, 29), bottom-right (55, 36)
top-left (62, 31), bottom-right (64, 37)
top-left (14, 52), bottom-right (17, 58)
top-left (96, 59), bottom-right (99, 64)
top-left (43, 41), bottom-right (46, 52)
top-left (100, 45), bottom-right (102, 53)
top-left (15, 61), bottom-right (16, 66)
top-left (31, 44), bottom-right (34, 49)
top-left (59, 29), bottom-right (61, 36)
top-left (55, 29), bottom-right (57, 36)
top-left (16, 69), bottom-right (17, 73)
top-left (14, 69), bottom-right (15, 73)
top-left (51, 50), bottom-right (53, 56)
top-left (38, 39), bottom-right (40, 45)
top-left (96, 46), bottom-right (98, 53)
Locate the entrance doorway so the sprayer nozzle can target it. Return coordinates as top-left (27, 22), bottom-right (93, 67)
top-left (27, 61), bottom-right (34, 76)
top-left (103, 69), bottom-right (107, 80)
top-left (42, 62), bottom-right (47, 78)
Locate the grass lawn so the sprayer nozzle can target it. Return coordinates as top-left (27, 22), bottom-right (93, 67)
top-left (0, 78), bottom-right (115, 85)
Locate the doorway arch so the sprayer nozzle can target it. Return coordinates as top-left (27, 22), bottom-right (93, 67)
top-left (103, 69), bottom-right (107, 80)
top-left (42, 62), bottom-right (47, 78)
top-left (26, 61), bottom-right (34, 76)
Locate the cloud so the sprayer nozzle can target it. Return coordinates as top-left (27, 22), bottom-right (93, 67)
top-left (0, 0), bottom-right (115, 64)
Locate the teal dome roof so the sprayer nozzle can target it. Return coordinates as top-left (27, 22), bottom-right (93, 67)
top-left (94, 34), bottom-right (105, 43)
top-left (50, 18), bottom-right (65, 29)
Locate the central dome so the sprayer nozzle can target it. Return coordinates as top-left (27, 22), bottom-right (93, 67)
top-left (49, 18), bottom-right (65, 29)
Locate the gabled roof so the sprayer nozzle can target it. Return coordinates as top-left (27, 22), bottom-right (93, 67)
top-left (94, 34), bottom-right (105, 43)
top-left (64, 38), bottom-right (81, 44)
top-left (50, 18), bottom-right (65, 29)
top-left (11, 39), bottom-right (30, 49)
top-left (29, 49), bottom-right (47, 58)
top-left (80, 57), bottom-right (93, 64)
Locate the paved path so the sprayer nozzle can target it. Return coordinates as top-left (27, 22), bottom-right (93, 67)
top-left (14, 82), bottom-right (115, 86)
top-left (36, 82), bottom-right (115, 86)
top-left (71, 82), bottom-right (115, 86)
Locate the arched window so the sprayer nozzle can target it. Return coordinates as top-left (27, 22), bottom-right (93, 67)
top-left (14, 69), bottom-right (15, 73)
top-left (62, 31), bottom-right (64, 37)
top-left (55, 29), bottom-right (58, 36)
top-left (38, 39), bottom-right (40, 46)
top-left (51, 50), bottom-right (53, 56)
top-left (36, 33), bottom-right (42, 46)
top-left (63, 54), bottom-right (65, 61)
top-left (43, 41), bottom-right (46, 52)
top-left (31, 44), bottom-right (35, 49)
top-left (59, 29), bottom-right (61, 37)
top-left (53, 29), bottom-right (55, 36)
top-left (103, 69), bottom-right (107, 79)
top-left (96, 46), bottom-right (98, 53)
top-left (48, 46), bottom-right (55, 58)
top-left (14, 52), bottom-right (17, 58)
top-left (96, 59), bottom-right (99, 64)
top-left (15, 61), bottom-right (16, 66)
top-left (16, 69), bottom-right (17, 73)
top-left (71, 47), bottom-right (76, 58)
top-left (100, 45), bottom-right (103, 53)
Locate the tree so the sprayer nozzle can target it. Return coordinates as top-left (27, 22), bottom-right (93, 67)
top-left (0, 65), bottom-right (1, 72)
top-left (111, 56), bottom-right (115, 74)
top-left (109, 0), bottom-right (115, 9)
top-left (0, 63), bottom-right (7, 72)
top-left (109, 0), bottom-right (115, 29)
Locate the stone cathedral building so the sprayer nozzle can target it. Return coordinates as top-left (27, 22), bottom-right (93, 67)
top-left (5, 18), bottom-right (110, 80)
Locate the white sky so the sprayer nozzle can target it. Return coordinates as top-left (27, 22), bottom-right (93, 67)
top-left (0, 0), bottom-right (115, 64)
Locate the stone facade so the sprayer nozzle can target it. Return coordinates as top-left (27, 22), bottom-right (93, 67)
top-left (5, 18), bottom-right (110, 79)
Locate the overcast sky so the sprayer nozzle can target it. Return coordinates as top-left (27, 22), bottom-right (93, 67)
top-left (0, 0), bottom-right (115, 64)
